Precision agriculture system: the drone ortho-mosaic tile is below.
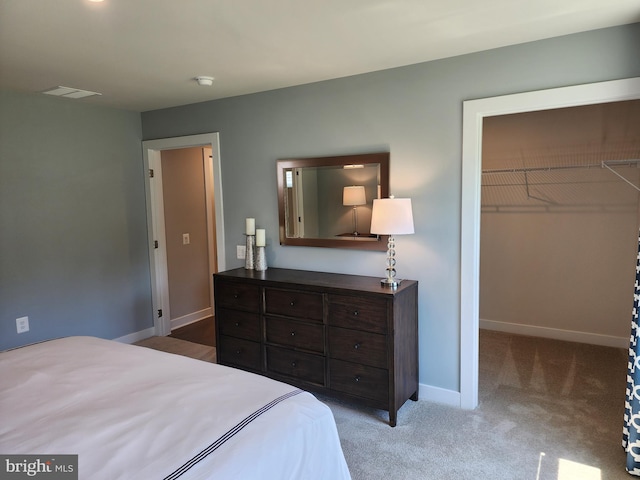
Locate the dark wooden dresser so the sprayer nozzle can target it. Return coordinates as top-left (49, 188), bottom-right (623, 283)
top-left (213, 267), bottom-right (418, 426)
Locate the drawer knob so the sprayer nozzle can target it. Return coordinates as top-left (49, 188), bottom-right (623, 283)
top-left (354, 375), bottom-right (361, 383)
top-left (290, 301), bottom-right (295, 307)
top-left (235, 322), bottom-right (240, 327)
top-left (233, 293), bottom-right (239, 299)
top-left (290, 331), bottom-right (296, 336)
top-left (354, 343), bottom-right (360, 350)
top-left (353, 310), bottom-right (359, 316)
top-left (235, 349), bottom-right (242, 354)
top-left (291, 361), bottom-right (297, 368)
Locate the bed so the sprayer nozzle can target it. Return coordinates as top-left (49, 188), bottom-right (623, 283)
top-left (0, 336), bottom-right (351, 480)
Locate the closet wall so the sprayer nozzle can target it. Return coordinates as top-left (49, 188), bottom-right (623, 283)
top-left (479, 100), bottom-right (640, 346)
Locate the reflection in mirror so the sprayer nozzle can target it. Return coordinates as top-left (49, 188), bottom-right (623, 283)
top-left (277, 152), bottom-right (389, 251)
top-left (285, 164), bottom-right (379, 238)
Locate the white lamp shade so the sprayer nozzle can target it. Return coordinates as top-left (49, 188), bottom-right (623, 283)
top-left (370, 198), bottom-right (414, 235)
top-left (343, 186), bottom-right (366, 206)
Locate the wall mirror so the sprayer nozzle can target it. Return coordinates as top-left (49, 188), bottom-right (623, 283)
top-left (277, 152), bottom-right (389, 250)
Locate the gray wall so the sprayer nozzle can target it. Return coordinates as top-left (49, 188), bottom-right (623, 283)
top-left (0, 90), bottom-right (151, 350)
top-left (142, 24), bottom-right (640, 393)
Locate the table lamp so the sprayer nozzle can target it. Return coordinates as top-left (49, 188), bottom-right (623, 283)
top-left (343, 186), bottom-right (367, 235)
top-left (370, 196), bottom-right (414, 288)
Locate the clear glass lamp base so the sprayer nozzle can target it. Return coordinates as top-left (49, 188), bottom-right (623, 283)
top-left (380, 235), bottom-right (401, 288)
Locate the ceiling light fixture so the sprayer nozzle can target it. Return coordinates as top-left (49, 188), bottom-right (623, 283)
top-left (195, 76), bottom-right (214, 86)
top-left (42, 86), bottom-right (102, 99)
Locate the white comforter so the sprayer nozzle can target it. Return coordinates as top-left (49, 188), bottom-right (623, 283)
top-left (0, 336), bottom-right (351, 480)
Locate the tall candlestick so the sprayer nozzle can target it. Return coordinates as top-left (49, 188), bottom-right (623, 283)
top-left (245, 234), bottom-right (255, 270)
top-left (245, 218), bottom-right (255, 235)
top-left (256, 229), bottom-right (265, 247)
top-left (255, 246), bottom-right (267, 271)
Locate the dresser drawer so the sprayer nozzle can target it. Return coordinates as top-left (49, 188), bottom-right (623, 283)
top-left (329, 359), bottom-right (388, 404)
top-left (218, 336), bottom-right (261, 371)
top-left (265, 317), bottom-right (324, 353)
top-left (264, 288), bottom-right (323, 321)
top-left (327, 295), bottom-right (387, 333)
top-left (218, 308), bottom-right (261, 341)
top-left (328, 326), bottom-right (387, 369)
top-left (215, 280), bottom-right (261, 312)
top-left (266, 346), bottom-right (325, 385)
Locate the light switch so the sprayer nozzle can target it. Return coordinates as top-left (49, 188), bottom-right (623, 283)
top-left (182, 233), bottom-right (190, 245)
top-left (16, 316), bottom-right (29, 333)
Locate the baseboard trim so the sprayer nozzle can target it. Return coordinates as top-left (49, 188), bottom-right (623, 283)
top-left (418, 383), bottom-right (461, 408)
top-left (170, 308), bottom-right (213, 331)
top-left (113, 327), bottom-right (156, 344)
top-left (480, 318), bottom-right (629, 349)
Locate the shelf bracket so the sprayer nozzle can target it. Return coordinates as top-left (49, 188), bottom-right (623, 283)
top-left (601, 161), bottom-right (640, 193)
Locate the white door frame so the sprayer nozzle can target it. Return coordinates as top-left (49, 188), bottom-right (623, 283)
top-left (142, 133), bottom-right (226, 336)
top-left (460, 77), bottom-right (640, 409)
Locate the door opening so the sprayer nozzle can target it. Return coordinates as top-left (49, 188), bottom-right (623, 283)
top-left (143, 133), bottom-right (225, 336)
top-left (460, 78), bottom-right (640, 409)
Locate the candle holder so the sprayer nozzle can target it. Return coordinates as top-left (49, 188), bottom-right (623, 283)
top-left (255, 246), bottom-right (267, 271)
top-left (245, 234), bottom-right (255, 270)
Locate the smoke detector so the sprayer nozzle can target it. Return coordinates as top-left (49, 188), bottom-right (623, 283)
top-left (195, 76), bottom-right (214, 86)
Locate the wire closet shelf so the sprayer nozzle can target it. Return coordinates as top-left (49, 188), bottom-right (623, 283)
top-left (481, 155), bottom-right (640, 213)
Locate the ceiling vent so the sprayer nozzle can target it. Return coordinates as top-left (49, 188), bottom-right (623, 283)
top-left (42, 86), bottom-right (102, 99)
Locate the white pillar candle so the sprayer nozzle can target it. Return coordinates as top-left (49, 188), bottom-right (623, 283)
top-left (256, 228), bottom-right (266, 247)
top-left (245, 218), bottom-right (255, 235)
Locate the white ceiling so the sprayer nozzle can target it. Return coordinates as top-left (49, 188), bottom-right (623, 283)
top-left (1, 0), bottom-right (638, 112)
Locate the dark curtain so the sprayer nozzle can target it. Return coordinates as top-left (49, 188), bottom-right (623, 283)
top-left (624, 230), bottom-right (640, 475)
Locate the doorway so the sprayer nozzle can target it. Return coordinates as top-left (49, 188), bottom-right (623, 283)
top-left (479, 101), bottom-right (640, 345)
top-left (460, 77), bottom-right (640, 409)
top-left (161, 146), bottom-right (214, 331)
top-left (142, 133), bottom-right (226, 336)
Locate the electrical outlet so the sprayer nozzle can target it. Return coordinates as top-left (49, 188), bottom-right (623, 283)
top-left (16, 316), bottom-right (29, 334)
top-left (237, 245), bottom-right (246, 259)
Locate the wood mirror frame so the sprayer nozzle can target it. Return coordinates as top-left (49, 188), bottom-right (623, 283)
top-left (277, 152), bottom-right (389, 250)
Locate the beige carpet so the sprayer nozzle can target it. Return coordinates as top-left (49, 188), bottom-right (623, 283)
top-left (134, 336), bottom-right (216, 363)
top-left (134, 331), bottom-right (630, 480)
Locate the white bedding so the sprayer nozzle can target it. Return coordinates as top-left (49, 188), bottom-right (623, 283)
top-left (0, 336), bottom-right (351, 480)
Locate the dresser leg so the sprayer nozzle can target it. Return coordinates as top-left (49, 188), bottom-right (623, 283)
top-left (410, 390), bottom-right (418, 401)
top-left (389, 411), bottom-right (397, 427)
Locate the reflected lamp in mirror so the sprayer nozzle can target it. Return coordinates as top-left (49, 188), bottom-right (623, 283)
top-left (343, 186), bottom-right (366, 236)
top-left (370, 196), bottom-right (415, 288)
